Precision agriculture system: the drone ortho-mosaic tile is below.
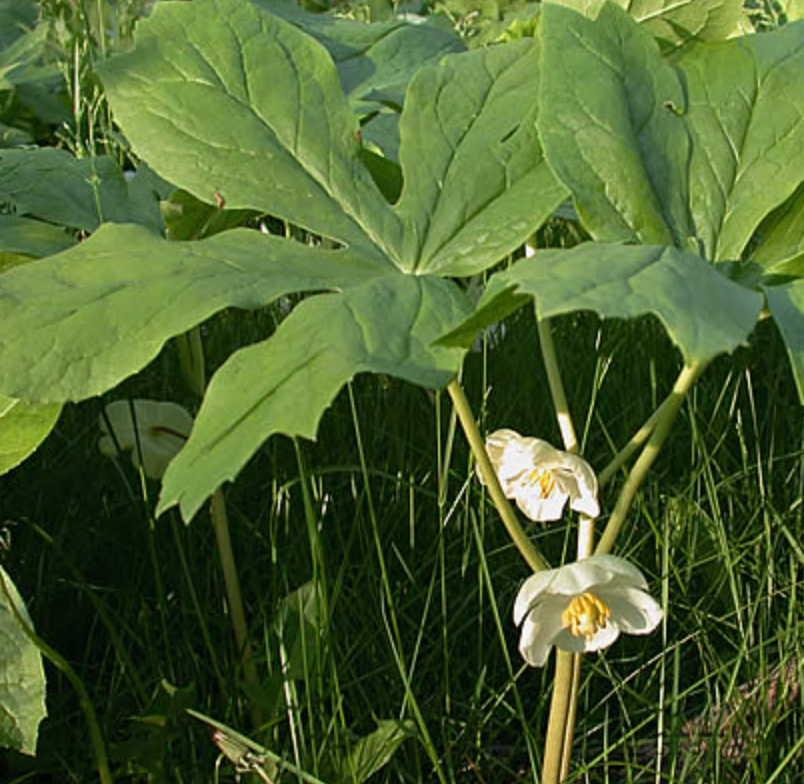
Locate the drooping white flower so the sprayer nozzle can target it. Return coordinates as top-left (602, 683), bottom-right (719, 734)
top-left (98, 399), bottom-right (193, 480)
top-left (479, 429), bottom-right (599, 521)
top-left (514, 555), bottom-right (663, 667)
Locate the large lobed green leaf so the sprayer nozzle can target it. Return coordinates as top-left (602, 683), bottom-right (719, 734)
top-left (99, 0), bottom-right (399, 262)
top-left (396, 38), bottom-right (567, 275)
top-left (159, 273), bottom-right (470, 521)
top-left (0, 565), bottom-right (47, 755)
top-left (0, 224), bottom-right (386, 403)
top-left (440, 243), bottom-right (762, 364)
top-left (680, 20), bottom-right (804, 261)
top-left (1, 0), bottom-right (570, 520)
top-left (539, 2), bottom-right (691, 247)
top-left (540, 4), bottom-right (804, 264)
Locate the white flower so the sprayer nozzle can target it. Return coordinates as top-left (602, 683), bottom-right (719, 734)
top-left (98, 399), bottom-right (193, 480)
top-left (479, 429), bottom-right (599, 521)
top-left (514, 555), bottom-right (663, 667)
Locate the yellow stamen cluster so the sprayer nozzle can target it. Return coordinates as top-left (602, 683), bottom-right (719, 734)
top-left (562, 592), bottom-right (611, 640)
top-left (525, 467), bottom-right (556, 498)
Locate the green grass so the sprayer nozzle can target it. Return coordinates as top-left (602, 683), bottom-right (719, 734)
top-left (2, 1), bottom-right (804, 782)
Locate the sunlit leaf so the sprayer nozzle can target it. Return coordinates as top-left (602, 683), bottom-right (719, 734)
top-left (539, 2), bottom-right (690, 247)
top-left (0, 224), bottom-right (386, 403)
top-left (680, 22), bottom-right (804, 261)
top-left (397, 38), bottom-right (567, 275)
top-left (439, 243), bottom-right (761, 364)
top-left (99, 0), bottom-right (400, 261)
top-left (159, 274), bottom-right (470, 521)
top-left (0, 395), bottom-right (61, 475)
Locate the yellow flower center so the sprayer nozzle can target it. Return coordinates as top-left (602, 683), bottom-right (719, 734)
top-left (561, 592), bottom-right (611, 640)
top-left (525, 467), bottom-right (556, 497)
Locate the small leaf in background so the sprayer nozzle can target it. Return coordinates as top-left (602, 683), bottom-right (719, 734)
top-left (329, 719), bottom-right (418, 784)
top-left (274, 580), bottom-right (326, 681)
top-left (0, 149), bottom-right (163, 233)
top-left (549, 0), bottom-right (751, 52)
top-left (0, 565), bottom-right (47, 755)
top-left (0, 215), bottom-right (74, 258)
top-left (0, 395), bottom-right (61, 476)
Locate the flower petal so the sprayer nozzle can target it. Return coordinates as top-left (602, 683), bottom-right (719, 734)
top-left (602, 586), bottom-right (663, 635)
top-left (514, 571), bottom-right (557, 625)
top-left (515, 486), bottom-right (568, 522)
top-left (518, 597), bottom-right (566, 666)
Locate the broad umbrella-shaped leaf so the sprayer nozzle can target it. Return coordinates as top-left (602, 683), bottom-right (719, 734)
top-left (0, 565), bottom-right (47, 755)
top-left (539, 2), bottom-right (691, 247)
top-left (98, 0), bottom-right (400, 261)
top-left (680, 21), bottom-right (804, 261)
top-left (0, 395), bottom-right (61, 476)
top-left (396, 38), bottom-right (567, 275)
top-left (0, 0), bottom-right (567, 520)
top-left (0, 224), bottom-right (386, 403)
top-left (159, 273), bottom-right (470, 521)
top-left (438, 243), bottom-right (762, 364)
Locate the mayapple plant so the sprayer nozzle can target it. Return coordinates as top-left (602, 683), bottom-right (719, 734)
top-left (4, 0), bottom-right (804, 779)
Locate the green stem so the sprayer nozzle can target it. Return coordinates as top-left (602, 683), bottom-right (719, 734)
top-left (598, 397), bottom-right (672, 488)
top-left (558, 516), bottom-right (596, 780)
top-left (177, 325), bottom-right (260, 725)
top-left (0, 570), bottom-right (114, 784)
top-left (447, 379), bottom-right (548, 573)
top-left (541, 650), bottom-right (575, 784)
top-left (210, 488), bottom-right (261, 726)
top-left (595, 362), bottom-right (705, 556)
top-left (534, 291), bottom-right (577, 454)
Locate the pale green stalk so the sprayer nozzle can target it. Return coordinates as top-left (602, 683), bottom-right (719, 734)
top-left (596, 362), bottom-right (705, 555)
top-left (447, 379), bottom-right (548, 573)
top-left (533, 294), bottom-right (590, 782)
top-left (559, 516), bottom-right (595, 781)
top-left (178, 326), bottom-right (260, 725)
top-left (540, 650), bottom-right (575, 784)
top-left (598, 397), bottom-right (672, 488)
top-left (535, 300), bottom-right (577, 454)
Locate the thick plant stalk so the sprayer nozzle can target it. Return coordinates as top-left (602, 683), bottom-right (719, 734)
top-left (179, 326), bottom-right (260, 724)
top-left (596, 362), bottom-right (705, 556)
top-left (559, 516), bottom-right (595, 780)
top-left (541, 650), bottom-right (575, 784)
top-left (447, 379), bottom-right (548, 573)
top-left (210, 489), bottom-right (260, 706)
top-left (533, 291), bottom-right (591, 781)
